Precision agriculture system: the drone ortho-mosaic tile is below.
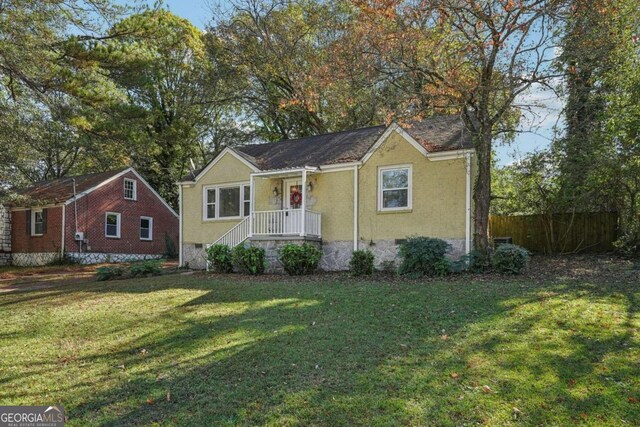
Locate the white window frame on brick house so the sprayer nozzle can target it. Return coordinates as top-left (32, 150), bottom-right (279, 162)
top-left (31, 208), bottom-right (44, 236)
top-left (124, 178), bottom-right (137, 200)
top-left (202, 182), bottom-right (250, 221)
top-left (140, 216), bottom-right (153, 241)
top-left (377, 164), bottom-right (412, 212)
top-left (105, 212), bottom-right (121, 238)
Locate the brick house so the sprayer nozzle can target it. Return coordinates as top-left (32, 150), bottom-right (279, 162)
top-left (9, 168), bottom-right (179, 266)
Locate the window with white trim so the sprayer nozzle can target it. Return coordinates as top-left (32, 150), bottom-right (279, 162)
top-left (105, 212), bottom-right (121, 238)
top-left (203, 183), bottom-right (250, 220)
top-left (124, 178), bottom-right (137, 200)
top-left (378, 165), bottom-right (412, 211)
top-left (31, 209), bottom-right (44, 236)
top-left (140, 216), bottom-right (153, 241)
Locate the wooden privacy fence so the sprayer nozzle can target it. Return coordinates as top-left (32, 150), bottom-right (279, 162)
top-left (489, 212), bottom-right (619, 254)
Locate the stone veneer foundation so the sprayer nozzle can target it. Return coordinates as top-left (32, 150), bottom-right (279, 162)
top-left (11, 252), bottom-right (162, 267)
top-left (183, 238), bottom-right (465, 272)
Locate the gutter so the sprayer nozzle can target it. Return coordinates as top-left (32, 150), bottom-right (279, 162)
top-left (61, 204), bottom-right (66, 257)
top-left (178, 183), bottom-right (183, 267)
top-left (353, 164), bottom-right (358, 251)
top-left (465, 153), bottom-right (472, 254)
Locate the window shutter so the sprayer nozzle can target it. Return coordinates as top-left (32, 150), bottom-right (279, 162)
top-left (42, 209), bottom-right (48, 234)
top-left (26, 210), bottom-right (31, 235)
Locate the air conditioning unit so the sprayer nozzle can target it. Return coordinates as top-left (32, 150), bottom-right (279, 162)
top-left (74, 231), bottom-right (84, 241)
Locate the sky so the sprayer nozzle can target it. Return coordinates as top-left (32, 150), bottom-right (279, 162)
top-left (153, 0), bottom-right (564, 166)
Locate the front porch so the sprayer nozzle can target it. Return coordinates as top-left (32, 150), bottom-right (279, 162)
top-left (212, 167), bottom-right (322, 248)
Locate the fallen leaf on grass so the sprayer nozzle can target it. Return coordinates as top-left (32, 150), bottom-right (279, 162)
top-left (441, 335), bottom-right (449, 340)
top-left (450, 373), bottom-right (459, 379)
top-left (482, 385), bottom-right (492, 394)
top-left (628, 397), bottom-right (639, 404)
top-left (146, 398), bottom-right (154, 405)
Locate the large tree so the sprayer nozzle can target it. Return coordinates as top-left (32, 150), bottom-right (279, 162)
top-left (211, 0), bottom-right (394, 141)
top-left (353, 0), bottom-right (568, 251)
top-left (83, 10), bottom-right (244, 206)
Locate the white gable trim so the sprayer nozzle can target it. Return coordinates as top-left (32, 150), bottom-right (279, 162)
top-left (360, 123), bottom-right (428, 164)
top-left (186, 148), bottom-right (260, 184)
top-left (128, 169), bottom-right (179, 218)
top-left (63, 169), bottom-right (130, 206)
top-left (63, 168), bottom-right (179, 218)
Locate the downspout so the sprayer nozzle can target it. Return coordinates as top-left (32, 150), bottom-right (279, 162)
top-left (72, 178), bottom-right (80, 253)
top-left (178, 184), bottom-right (183, 267)
top-left (61, 204), bottom-right (65, 258)
top-left (353, 164), bottom-right (358, 251)
top-left (465, 153), bottom-right (472, 254)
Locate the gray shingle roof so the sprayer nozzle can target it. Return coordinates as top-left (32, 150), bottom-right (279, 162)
top-left (184, 115), bottom-right (474, 180)
top-left (15, 169), bottom-right (128, 204)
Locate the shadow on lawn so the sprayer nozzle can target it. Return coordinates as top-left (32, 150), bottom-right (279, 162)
top-left (53, 275), bottom-right (636, 425)
top-left (3, 267), bottom-right (639, 425)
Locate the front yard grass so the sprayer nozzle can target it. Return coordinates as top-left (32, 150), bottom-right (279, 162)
top-left (0, 258), bottom-right (638, 426)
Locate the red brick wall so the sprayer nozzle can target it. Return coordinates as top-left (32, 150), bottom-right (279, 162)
top-left (11, 206), bottom-right (63, 253)
top-left (64, 171), bottom-right (179, 255)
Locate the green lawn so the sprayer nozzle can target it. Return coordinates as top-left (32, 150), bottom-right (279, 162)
top-left (0, 262), bottom-right (639, 426)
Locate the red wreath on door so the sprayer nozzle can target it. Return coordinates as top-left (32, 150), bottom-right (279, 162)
top-left (290, 188), bottom-right (302, 206)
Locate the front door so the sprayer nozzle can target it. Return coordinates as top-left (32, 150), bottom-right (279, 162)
top-left (283, 179), bottom-right (302, 234)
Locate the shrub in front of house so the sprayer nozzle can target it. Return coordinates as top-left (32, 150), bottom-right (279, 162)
top-left (130, 259), bottom-right (163, 277)
top-left (207, 244), bottom-right (234, 273)
top-left (398, 236), bottom-right (450, 278)
top-left (350, 249), bottom-right (375, 276)
top-left (491, 244), bottom-right (529, 274)
top-left (278, 243), bottom-right (322, 275)
top-left (233, 244), bottom-right (266, 275)
top-left (96, 266), bottom-right (124, 281)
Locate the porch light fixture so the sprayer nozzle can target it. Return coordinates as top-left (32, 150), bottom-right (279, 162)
top-left (306, 181), bottom-right (314, 192)
top-left (273, 186), bottom-right (279, 197)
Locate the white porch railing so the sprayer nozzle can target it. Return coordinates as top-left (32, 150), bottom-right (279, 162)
top-left (211, 216), bottom-right (250, 248)
top-left (252, 209), bottom-right (321, 237)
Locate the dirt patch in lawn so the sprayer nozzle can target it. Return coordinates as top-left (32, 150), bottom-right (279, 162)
top-left (0, 260), bottom-right (179, 292)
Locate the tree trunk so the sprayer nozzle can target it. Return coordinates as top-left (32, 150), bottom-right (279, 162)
top-left (473, 129), bottom-right (492, 252)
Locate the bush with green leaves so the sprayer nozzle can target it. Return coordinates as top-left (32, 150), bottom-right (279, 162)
top-left (207, 244), bottom-right (234, 273)
top-left (492, 244), bottom-right (529, 274)
top-left (451, 249), bottom-right (491, 273)
top-left (130, 259), bottom-right (163, 277)
top-left (398, 237), bottom-right (450, 278)
top-left (278, 243), bottom-right (322, 275)
top-left (379, 260), bottom-right (396, 275)
top-left (233, 244), bottom-right (266, 275)
top-left (95, 266), bottom-right (124, 281)
top-left (349, 249), bottom-right (375, 276)
top-left (433, 258), bottom-right (452, 277)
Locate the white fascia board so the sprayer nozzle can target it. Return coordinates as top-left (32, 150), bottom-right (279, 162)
top-left (318, 162), bottom-right (362, 173)
top-left (192, 147), bottom-right (260, 183)
top-left (427, 148), bottom-right (475, 161)
top-left (11, 203), bottom-right (65, 211)
top-left (251, 167), bottom-right (318, 178)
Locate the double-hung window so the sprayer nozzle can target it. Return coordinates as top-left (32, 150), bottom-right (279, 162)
top-left (105, 212), bottom-right (121, 238)
top-left (124, 178), bottom-right (137, 200)
top-left (140, 216), bottom-right (153, 241)
top-left (31, 209), bottom-right (45, 236)
top-left (203, 183), bottom-right (250, 220)
top-left (378, 165), bottom-right (412, 211)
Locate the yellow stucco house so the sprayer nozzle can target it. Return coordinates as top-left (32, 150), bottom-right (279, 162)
top-left (177, 115), bottom-right (476, 270)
